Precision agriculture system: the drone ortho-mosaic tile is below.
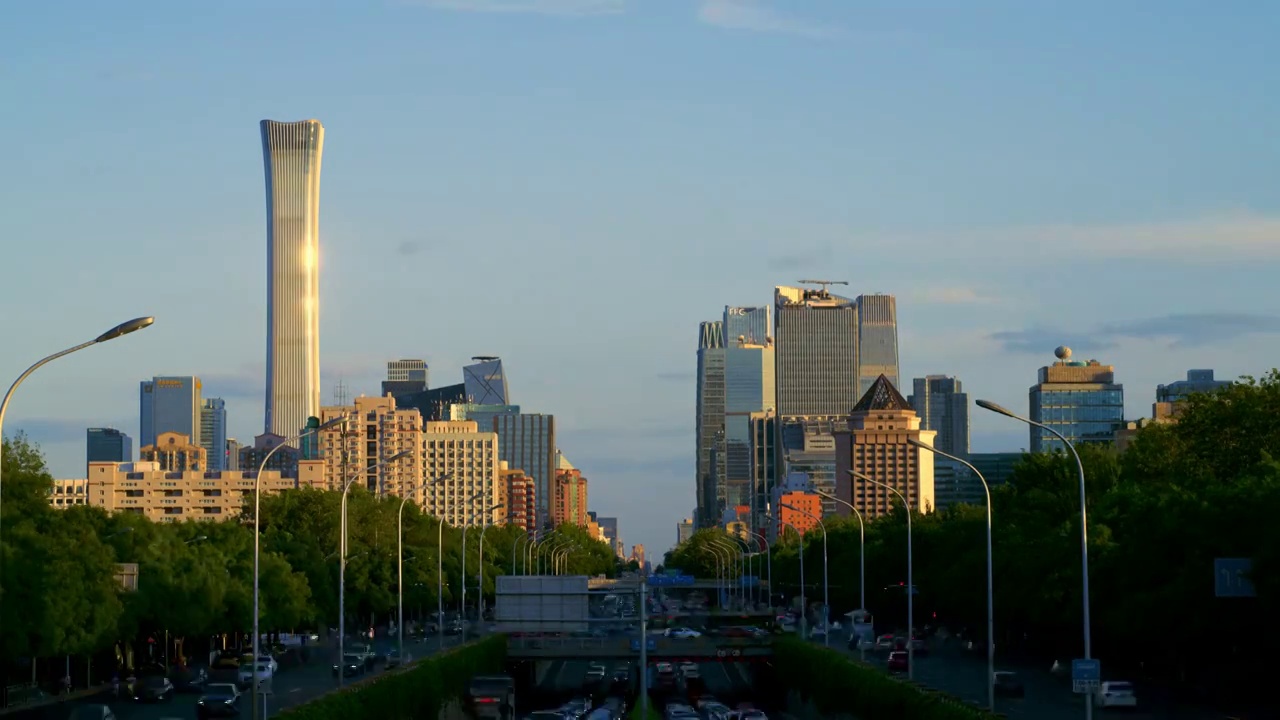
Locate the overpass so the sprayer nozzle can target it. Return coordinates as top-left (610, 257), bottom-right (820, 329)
top-left (587, 577), bottom-right (769, 592)
top-left (506, 635), bottom-right (772, 660)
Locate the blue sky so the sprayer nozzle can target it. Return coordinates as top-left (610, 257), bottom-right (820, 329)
top-left (3, 0), bottom-right (1279, 557)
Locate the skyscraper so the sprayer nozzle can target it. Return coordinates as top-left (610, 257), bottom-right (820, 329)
top-left (261, 119), bottom-right (324, 443)
top-left (200, 398), bottom-right (229, 471)
top-left (694, 321), bottom-right (726, 528)
top-left (834, 375), bottom-right (937, 518)
top-left (774, 285), bottom-right (859, 418)
top-left (723, 335), bottom-right (775, 511)
top-left (723, 306), bottom-right (771, 345)
top-left (494, 413), bottom-right (556, 528)
top-left (855, 294), bottom-right (900, 396)
top-left (464, 357), bottom-right (509, 405)
top-left (1029, 346), bottom-right (1124, 452)
top-left (139, 376), bottom-right (202, 450)
top-left (86, 428), bottom-right (132, 467)
top-left (908, 375), bottom-right (970, 457)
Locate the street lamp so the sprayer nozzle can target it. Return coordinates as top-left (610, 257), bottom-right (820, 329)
top-left (977, 398), bottom-right (1093, 718)
top-left (813, 489), bottom-right (866, 612)
top-left (848, 469), bottom-right (914, 680)
top-left (538, 536), bottom-right (571, 576)
top-left (778, 519), bottom-right (806, 638)
top-left (338, 450), bottom-right (414, 687)
top-left (463, 504), bottom-right (501, 628)
top-left (252, 416), bottom-right (344, 719)
top-left (780, 503), bottom-right (829, 646)
top-left (907, 438), bottom-right (995, 712)
top-left (441, 490), bottom-right (484, 650)
top-left (524, 529), bottom-right (551, 575)
top-left (0, 316), bottom-right (154, 618)
top-left (398, 474), bottom-right (450, 665)
top-left (707, 537), bottom-right (740, 609)
top-left (513, 531), bottom-right (538, 575)
top-left (476, 508), bottom-right (505, 623)
top-left (753, 532), bottom-right (773, 611)
top-left (698, 546), bottom-right (723, 603)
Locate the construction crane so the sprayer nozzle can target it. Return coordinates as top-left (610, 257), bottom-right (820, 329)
top-left (797, 279), bottom-right (849, 296)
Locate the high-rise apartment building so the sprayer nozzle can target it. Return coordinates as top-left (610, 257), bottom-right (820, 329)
top-left (421, 420), bottom-right (500, 527)
top-left (87, 428), bottom-right (132, 467)
top-left (677, 518), bottom-right (694, 545)
top-left (225, 439), bottom-right (242, 470)
top-left (140, 432), bottom-right (208, 472)
top-left (780, 419), bottom-right (840, 517)
top-left (908, 376), bottom-right (970, 457)
top-left (387, 359), bottom-right (428, 384)
top-left (748, 410), bottom-right (777, 529)
top-left (855, 294), bottom-right (900, 397)
top-left (261, 119), bottom-right (324, 443)
top-left (303, 396), bottom-right (423, 496)
top-left (694, 320), bottom-right (726, 528)
top-left (834, 375), bottom-right (937, 519)
top-left (87, 461), bottom-right (292, 522)
top-left (774, 285), bottom-right (859, 418)
top-left (493, 413), bottom-right (555, 528)
top-left (553, 468), bottom-right (589, 527)
top-left (773, 490), bottom-right (822, 539)
top-left (139, 376), bottom-right (202, 450)
top-left (200, 399), bottom-right (228, 471)
top-left (464, 357), bottom-right (510, 405)
top-left (723, 306), bottom-right (771, 344)
top-left (723, 336), bottom-right (775, 511)
top-left (498, 461), bottom-right (536, 533)
top-left (1028, 347), bottom-right (1124, 452)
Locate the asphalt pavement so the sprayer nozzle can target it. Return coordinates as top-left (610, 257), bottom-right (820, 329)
top-left (60, 634), bottom-right (466, 720)
top-left (815, 631), bottom-right (1254, 720)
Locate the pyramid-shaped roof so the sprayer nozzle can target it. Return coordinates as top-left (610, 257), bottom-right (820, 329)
top-left (851, 374), bottom-right (912, 413)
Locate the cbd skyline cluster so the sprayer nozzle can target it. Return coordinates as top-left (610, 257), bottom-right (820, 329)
top-left (42, 119), bottom-right (634, 561)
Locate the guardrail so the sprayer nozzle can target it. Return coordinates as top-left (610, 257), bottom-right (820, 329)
top-left (506, 634), bottom-right (773, 658)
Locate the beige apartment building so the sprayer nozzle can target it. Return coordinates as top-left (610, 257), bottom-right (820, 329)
top-left (421, 420), bottom-right (500, 527)
top-left (50, 478), bottom-right (89, 508)
top-left (298, 395), bottom-right (424, 497)
top-left (834, 374), bottom-right (937, 519)
top-left (85, 461), bottom-right (293, 522)
top-left (140, 432), bottom-right (209, 472)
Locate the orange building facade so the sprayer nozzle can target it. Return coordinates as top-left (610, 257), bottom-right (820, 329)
top-left (552, 468), bottom-right (589, 527)
top-left (775, 490), bottom-right (822, 537)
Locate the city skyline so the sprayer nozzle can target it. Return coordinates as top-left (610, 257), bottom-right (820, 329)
top-left (5, 0), bottom-right (1280, 557)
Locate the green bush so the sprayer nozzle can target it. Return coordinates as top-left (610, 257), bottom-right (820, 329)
top-left (276, 635), bottom-right (507, 720)
top-left (773, 636), bottom-right (997, 720)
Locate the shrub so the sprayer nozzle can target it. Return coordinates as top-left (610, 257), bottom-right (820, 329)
top-left (275, 635), bottom-right (507, 720)
top-left (772, 636), bottom-right (997, 720)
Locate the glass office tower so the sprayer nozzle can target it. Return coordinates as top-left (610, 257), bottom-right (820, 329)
top-left (723, 338), bottom-right (775, 510)
top-left (774, 286), bottom-right (859, 418)
top-left (87, 428), bottom-right (132, 466)
top-left (855, 294), bottom-right (900, 397)
top-left (200, 399), bottom-right (229, 471)
top-left (261, 118), bottom-right (324, 443)
top-left (494, 413), bottom-right (556, 529)
top-left (695, 321), bottom-right (726, 528)
top-left (1029, 347), bottom-right (1124, 452)
top-left (908, 375), bottom-right (970, 457)
top-left (139, 376), bottom-right (202, 450)
top-left (464, 357), bottom-right (510, 405)
top-left (724, 306), bottom-right (771, 344)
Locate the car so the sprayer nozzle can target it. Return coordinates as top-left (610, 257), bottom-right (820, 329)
top-left (467, 675), bottom-right (515, 719)
top-left (665, 627), bottom-right (702, 639)
top-left (679, 662), bottom-right (698, 675)
top-left (68, 705), bottom-right (116, 720)
top-left (909, 637), bottom-right (928, 656)
top-left (586, 664), bottom-right (607, 681)
top-left (1094, 681), bottom-right (1138, 708)
top-left (196, 690), bottom-right (241, 719)
top-left (172, 666), bottom-right (208, 693)
top-left (134, 676), bottom-right (174, 702)
top-left (886, 651), bottom-right (909, 673)
top-left (237, 663), bottom-right (272, 689)
top-left (874, 634), bottom-right (895, 651)
top-left (332, 654), bottom-right (364, 678)
top-left (992, 671), bottom-right (1024, 698)
top-left (255, 656), bottom-right (279, 674)
top-left (206, 683), bottom-right (241, 702)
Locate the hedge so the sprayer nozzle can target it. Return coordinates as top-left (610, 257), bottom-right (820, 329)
top-left (275, 635), bottom-right (507, 720)
top-left (772, 636), bottom-right (998, 720)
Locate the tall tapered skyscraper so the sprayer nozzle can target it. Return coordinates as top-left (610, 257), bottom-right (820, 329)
top-left (855, 294), bottom-right (900, 397)
top-left (261, 119), bottom-right (324, 443)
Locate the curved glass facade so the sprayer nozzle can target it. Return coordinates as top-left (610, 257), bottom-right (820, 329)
top-left (261, 119), bottom-right (324, 442)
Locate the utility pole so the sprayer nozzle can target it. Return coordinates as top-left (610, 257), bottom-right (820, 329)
top-left (638, 577), bottom-right (649, 720)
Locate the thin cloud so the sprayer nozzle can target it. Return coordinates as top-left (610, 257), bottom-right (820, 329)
top-left (991, 313), bottom-right (1280, 354)
top-left (405, 0), bottom-right (624, 16)
top-left (697, 0), bottom-right (840, 38)
top-left (768, 245), bottom-right (833, 270)
top-left (912, 287), bottom-right (1002, 305)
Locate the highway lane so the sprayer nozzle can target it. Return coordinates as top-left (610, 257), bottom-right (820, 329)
top-left (818, 632), bottom-right (1245, 720)
top-left (71, 635), bottom-right (466, 720)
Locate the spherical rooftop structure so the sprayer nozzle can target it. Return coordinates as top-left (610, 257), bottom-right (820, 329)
top-left (1054, 345), bottom-right (1072, 360)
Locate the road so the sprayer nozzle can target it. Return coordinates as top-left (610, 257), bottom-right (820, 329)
top-left (815, 632), bottom-right (1253, 720)
top-left (61, 634), bottom-right (467, 720)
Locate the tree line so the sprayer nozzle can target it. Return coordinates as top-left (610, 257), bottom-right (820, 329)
top-left (666, 369), bottom-right (1280, 703)
top-left (0, 437), bottom-right (618, 681)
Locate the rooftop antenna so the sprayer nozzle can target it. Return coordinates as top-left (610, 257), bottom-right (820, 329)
top-left (797, 279), bottom-right (849, 296)
top-left (334, 377), bottom-right (349, 406)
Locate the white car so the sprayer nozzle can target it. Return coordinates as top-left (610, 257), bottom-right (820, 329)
top-left (256, 656), bottom-right (279, 674)
top-left (665, 627), bottom-right (702, 639)
top-left (1094, 681), bottom-right (1137, 708)
top-left (237, 663), bottom-right (273, 688)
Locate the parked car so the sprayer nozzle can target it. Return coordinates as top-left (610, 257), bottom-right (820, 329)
top-left (1094, 681), bottom-right (1138, 708)
top-left (886, 651), bottom-right (909, 673)
top-left (134, 676), bottom-right (174, 702)
top-left (236, 663), bottom-right (272, 689)
top-left (196, 690), bottom-right (241, 719)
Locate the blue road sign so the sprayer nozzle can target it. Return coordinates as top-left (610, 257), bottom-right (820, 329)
top-left (1071, 658), bottom-right (1101, 694)
top-left (1214, 558), bottom-right (1256, 598)
top-left (648, 574), bottom-right (695, 587)
top-left (629, 638), bottom-right (657, 652)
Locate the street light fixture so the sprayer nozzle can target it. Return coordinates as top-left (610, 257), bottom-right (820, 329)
top-left (848, 469), bottom-right (914, 680)
top-left (439, 490), bottom-right (484, 651)
top-left (398, 474), bottom-right (450, 665)
top-left (812, 489), bottom-right (867, 612)
top-left (907, 438), bottom-right (996, 712)
top-left (778, 519), bottom-right (806, 638)
top-left (252, 415), bottom-right (344, 720)
top-left (338, 450), bottom-right (414, 687)
top-left (475, 508), bottom-right (505, 622)
top-left (462, 504), bottom-right (501, 628)
top-left (780, 503), bottom-right (829, 646)
top-left (976, 397), bottom-right (1093, 719)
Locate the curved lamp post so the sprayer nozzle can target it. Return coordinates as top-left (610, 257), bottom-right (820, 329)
top-left (707, 537), bottom-right (740, 609)
top-left (252, 416), bottom-right (344, 720)
top-left (780, 503), bottom-right (829, 646)
top-left (441, 490), bottom-right (484, 648)
top-left (338, 450), bottom-right (414, 687)
top-left (754, 532), bottom-right (773, 611)
top-left (698, 546), bottom-right (724, 601)
top-left (812, 490), bottom-right (866, 611)
top-left (465, 504), bottom-right (501, 627)
top-left (539, 536), bottom-right (571, 576)
top-left (397, 474), bottom-right (450, 664)
top-left (908, 438), bottom-right (995, 712)
top-left (779, 519), bottom-right (806, 638)
top-left (527, 529), bottom-right (555, 575)
top-left (977, 397), bottom-right (1093, 719)
top-left (849, 469), bottom-right (914, 680)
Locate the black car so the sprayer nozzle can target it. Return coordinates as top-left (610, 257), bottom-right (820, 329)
top-left (134, 676), bottom-right (174, 702)
top-left (196, 692), bottom-right (240, 719)
top-left (173, 666), bottom-right (209, 693)
top-left (332, 654), bottom-right (365, 678)
top-left (993, 671), bottom-right (1025, 698)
